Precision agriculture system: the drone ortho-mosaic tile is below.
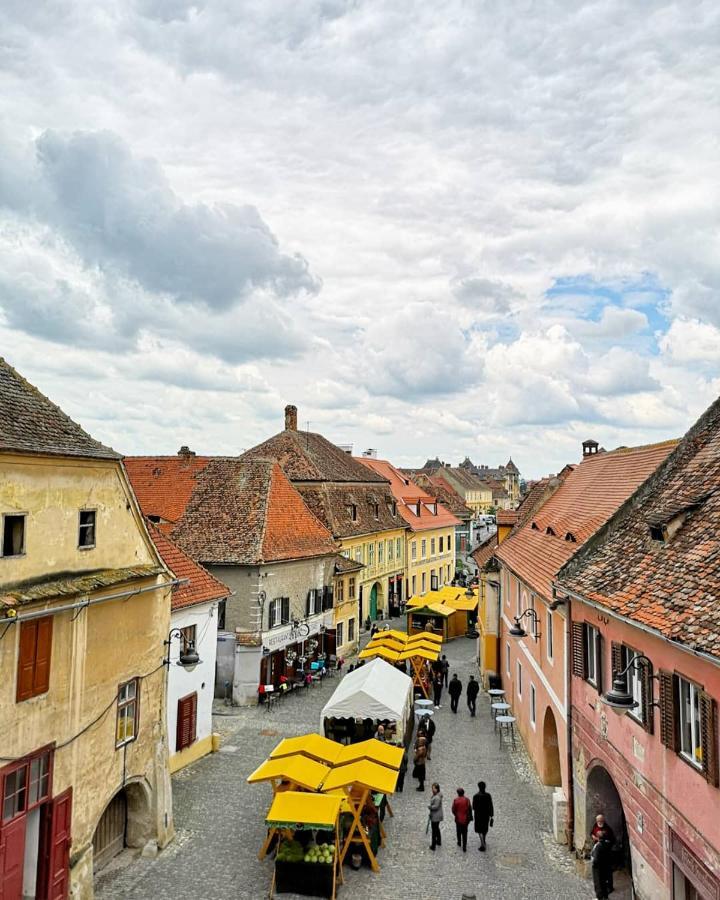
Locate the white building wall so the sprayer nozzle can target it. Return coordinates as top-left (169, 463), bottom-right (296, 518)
top-left (167, 601), bottom-right (218, 757)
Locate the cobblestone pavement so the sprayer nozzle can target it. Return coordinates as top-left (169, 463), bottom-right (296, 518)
top-left (97, 624), bottom-right (595, 900)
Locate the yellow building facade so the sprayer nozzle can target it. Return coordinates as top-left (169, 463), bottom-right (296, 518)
top-left (339, 525), bottom-right (406, 623)
top-left (332, 555), bottom-right (363, 657)
top-left (0, 358), bottom-right (176, 898)
top-left (406, 525), bottom-right (456, 599)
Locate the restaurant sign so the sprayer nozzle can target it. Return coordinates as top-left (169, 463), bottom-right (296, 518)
top-left (670, 830), bottom-right (720, 900)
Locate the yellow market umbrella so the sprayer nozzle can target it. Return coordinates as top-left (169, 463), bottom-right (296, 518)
top-left (270, 733), bottom-right (345, 766)
top-left (247, 755), bottom-right (331, 792)
top-left (336, 739), bottom-right (403, 770)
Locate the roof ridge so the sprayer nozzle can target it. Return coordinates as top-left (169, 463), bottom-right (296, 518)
top-left (581, 438), bottom-right (680, 461)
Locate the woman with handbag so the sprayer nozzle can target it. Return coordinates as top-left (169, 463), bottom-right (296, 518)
top-left (472, 781), bottom-right (494, 851)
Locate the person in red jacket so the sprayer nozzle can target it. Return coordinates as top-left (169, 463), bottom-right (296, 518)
top-left (451, 787), bottom-right (473, 852)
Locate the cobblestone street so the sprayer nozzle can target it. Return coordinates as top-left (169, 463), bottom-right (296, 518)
top-left (97, 627), bottom-right (595, 900)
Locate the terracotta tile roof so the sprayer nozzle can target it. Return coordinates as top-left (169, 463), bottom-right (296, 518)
top-left (411, 474), bottom-right (473, 520)
top-left (241, 429), bottom-right (387, 483)
top-left (357, 458), bottom-right (460, 532)
top-left (496, 441), bottom-right (677, 600)
top-left (1, 565), bottom-right (163, 607)
top-left (147, 522), bottom-right (229, 611)
top-left (125, 454), bottom-right (214, 525)
top-left (334, 554), bottom-right (364, 575)
top-left (169, 459), bottom-right (337, 565)
top-left (559, 400), bottom-right (720, 659)
top-left (496, 510), bottom-right (519, 526)
top-left (472, 533), bottom-right (498, 570)
top-left (0, 356), bottom-right (119, 459)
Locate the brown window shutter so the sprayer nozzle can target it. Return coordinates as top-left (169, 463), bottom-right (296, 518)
top-left (700, 691), bottom-right (719, 787)
top-left (17, 620), bottom-right (38, 702)
top-left (33, 617), bottom-right (52, 695)
top-left (611, 642), bottom-right (623, 682)
top-left (595, 632), bottom-right (604, 694)
top-left (640, 658), bottom-right (654, 734)
top-left (659, 670), bottom-right (678, 750)
top-left (189, 693), bottom-right (197, 745)
top-left (177, 696), bottom-right (190, 751)
top-left (571, 621), bottom-right (585, 679)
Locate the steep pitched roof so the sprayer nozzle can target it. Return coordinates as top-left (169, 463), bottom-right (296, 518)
top-left (411, 474), bottom-right (473, 520)
top-left (496, 441), bottom-right (677, 600)
top-left (124, 455), bottom-right (214, 526)
top-left (291, 482), bottom-right (402, 539)
top-left (505, 458), bottom-right (520, 474)
top-left (147, 523), bottom-right (229, 611)
top-left (0, 356), bottom-right (119, 460)
top-left (241, 429), bottom-right (387, 483)
top-left (472, 533), bottom-right (498, 570)
top-left (559, 400), bottom-right (720, 660)
top-left (357, 458), bottom-right (460, 532)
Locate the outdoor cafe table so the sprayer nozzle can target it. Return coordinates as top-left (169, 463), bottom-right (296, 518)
top-left (496, 715), bottom-right (517, 749)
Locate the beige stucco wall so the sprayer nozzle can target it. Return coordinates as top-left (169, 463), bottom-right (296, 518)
top-left (406, 526), bottom-right (456, 597)
top-left (0, 453), bottom-right (173, 898)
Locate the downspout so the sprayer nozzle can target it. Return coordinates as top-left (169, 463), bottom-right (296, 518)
top-left (564, 598), bottom-right (575, 850)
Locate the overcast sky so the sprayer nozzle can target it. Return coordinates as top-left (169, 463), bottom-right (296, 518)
top-left (1, 1), bottom-right (719, 478)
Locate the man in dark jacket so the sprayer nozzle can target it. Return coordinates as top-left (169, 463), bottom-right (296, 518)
top-left (472, 781), bottom-right (494, 851)
top-left (432, 670), bottom-right (443, 708)
top-left (448, 674), bottom-right (463, 713)
top-left (466, 675), bottom-right (480, 717)
top-left (441, 654), bottom-right (450, 687)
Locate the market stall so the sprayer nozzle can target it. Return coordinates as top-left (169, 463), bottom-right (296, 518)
top-left (321, 761), bottom-right (398, 873)
top-left (320, 658), bottom-right (414, 745)
top-left (266, 792), bottom-right (344, 899)
top-left (270, 734), bottom-right (345, 766)
top-left (406, 588), bottom-right (479, 640)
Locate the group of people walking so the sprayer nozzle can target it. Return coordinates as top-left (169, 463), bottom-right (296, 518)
top-left (432, 655), bottom-right (480, 716)
top-left (426, 782), bottom-right (495, 853)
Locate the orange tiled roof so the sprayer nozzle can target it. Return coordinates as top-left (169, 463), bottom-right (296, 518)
top-left (496, 441), bottom-right (677, 600)
top-left (356, 457), bottom-right (460, 532)
top-left (124, 454), bottom-right (214, 526)
top-left (147, 522), bottom-right (229, 611)
top-left (559, 400), bottom-right (720, 659)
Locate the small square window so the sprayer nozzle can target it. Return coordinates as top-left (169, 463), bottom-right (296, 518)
top-left (2, 514), bottom-right (26, 557)
top-left (78, 510), bottom-right (96, 548)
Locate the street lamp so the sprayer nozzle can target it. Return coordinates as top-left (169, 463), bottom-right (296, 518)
top-left (601, 653), bottom-right (653, 716)
top-left (508, 608), bottom-right (540, 638)
top-left (164, 628), bottom-right (202, 671)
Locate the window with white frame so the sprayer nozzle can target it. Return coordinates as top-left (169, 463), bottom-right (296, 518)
top-left (622, 647), bottom-right (644, 723)
top-left (530, 684), bottom-right (536, 726)
top-left (430, 570), bottom-right (438, 590)
top-left (584, 623), bottom-right (599, 686)
top-left (516, 583), bottom-right (523, 617)
top-left (396, 538), bottom-right (402, 559)
top-left (546, 610), bottom-right (554, 661)
top-left (506, 643), bottom-right (511, 676)
top-left (411, 542), bottom-right (417, 561)
top-left (421, 539), bottom-right (427, 558)
top-left (439, 536), bottom-right (443, 553)
top-left (378, 541), bottom-right (384, 565)
top-left (678, 676), bottom-right (702, 768)
top-left (430, 537), bottom-right (436, 556)
top-left (517, 661), bottom-right (523, 697)
top-left (411, 575), bottom-right (417, 596)
top-left (388, 539), bottom-right (393, 561)
top-left (421, 572), bottom-right (426, 593)
top-left (368, 543), bottom-right (375, 566)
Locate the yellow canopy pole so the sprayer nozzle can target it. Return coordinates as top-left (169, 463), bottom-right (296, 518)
top-left (338, 786), bottom-right (381, 874)
top-left (409, 655), bottom-right (430, 700)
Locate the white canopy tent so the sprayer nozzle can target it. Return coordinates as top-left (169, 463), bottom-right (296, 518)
top-left (320, 658), bottom-right (414, 745)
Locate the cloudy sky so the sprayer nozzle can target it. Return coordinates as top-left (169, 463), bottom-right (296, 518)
top-left (1, 1), bottom-right (719, 478)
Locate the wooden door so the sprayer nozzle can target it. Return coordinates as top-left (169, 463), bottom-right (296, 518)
top-left (92, 792), bottom-right (126, 872)
top-left (42, 790), bottom-right (71, 900)
top-left (0, 815), bottom-right (25, 900)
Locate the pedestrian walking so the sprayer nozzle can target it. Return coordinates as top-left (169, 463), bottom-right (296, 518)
top-left (472, 781), bottom-right (494, 851)
top-left (451, 788), bottom-right (472, 852)
top-left (448, 673), bottom-right (463, 713)
top-left (433, 670), bottom-right (443, 708)
top-left (466, 675), bottom-right (479, 717)
top-left (428, 783), bottom-right (444, 851)
top-left (441, 654), bottom-right (450, 687)
top-left (412, 738), bottom-right (427, 791)
top-left (590, 814), bottom-right (615, 898)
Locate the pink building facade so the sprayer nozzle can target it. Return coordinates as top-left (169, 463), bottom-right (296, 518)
top-left (567, 600), bottom-right (720, 900)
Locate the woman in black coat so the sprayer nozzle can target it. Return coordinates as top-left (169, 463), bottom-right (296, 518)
top-left (472, 781), bottom-right (494, 850)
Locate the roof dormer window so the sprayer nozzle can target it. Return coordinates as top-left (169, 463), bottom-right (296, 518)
top-left (545, 526), bottom-right (556, 536)
top-left (374, 503), bottom-right (379, 520)
top-left (564, 532), bottom-right (577, 543)
top-left (348, 504), bottom-right (358, 522)
top-left (531, 521), bottom-right (539, 531)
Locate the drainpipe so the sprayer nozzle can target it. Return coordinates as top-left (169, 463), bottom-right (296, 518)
top-left (564, 598), bottom-right (575, 850)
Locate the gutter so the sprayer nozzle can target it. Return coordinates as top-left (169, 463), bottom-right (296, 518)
top-left (2, 578), bottom-right (186, 625)
top-left (553, 583), bottom-right (720, 670)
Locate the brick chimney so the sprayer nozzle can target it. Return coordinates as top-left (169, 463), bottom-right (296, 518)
top-left (177, 445), bottom-right (196, 457)
top-left (284, 404), bottom-right (298, 431)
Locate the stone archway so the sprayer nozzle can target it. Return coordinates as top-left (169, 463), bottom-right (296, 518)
top-left (586, 764), bottom-right (632, 875)
top-left (542, 707), bottom-right (562, 786)
top-left (92, 779), bottom-right (153, 873)
top-left (370, 581), bottom-right (384, 619)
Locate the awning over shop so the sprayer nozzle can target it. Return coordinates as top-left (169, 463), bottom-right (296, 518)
top-left (247, 755), bottom-right (331, 791)
top-left (322, 760), bottom-right (398, 794)
top-left (266, 791), bottom-right (342, 829)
